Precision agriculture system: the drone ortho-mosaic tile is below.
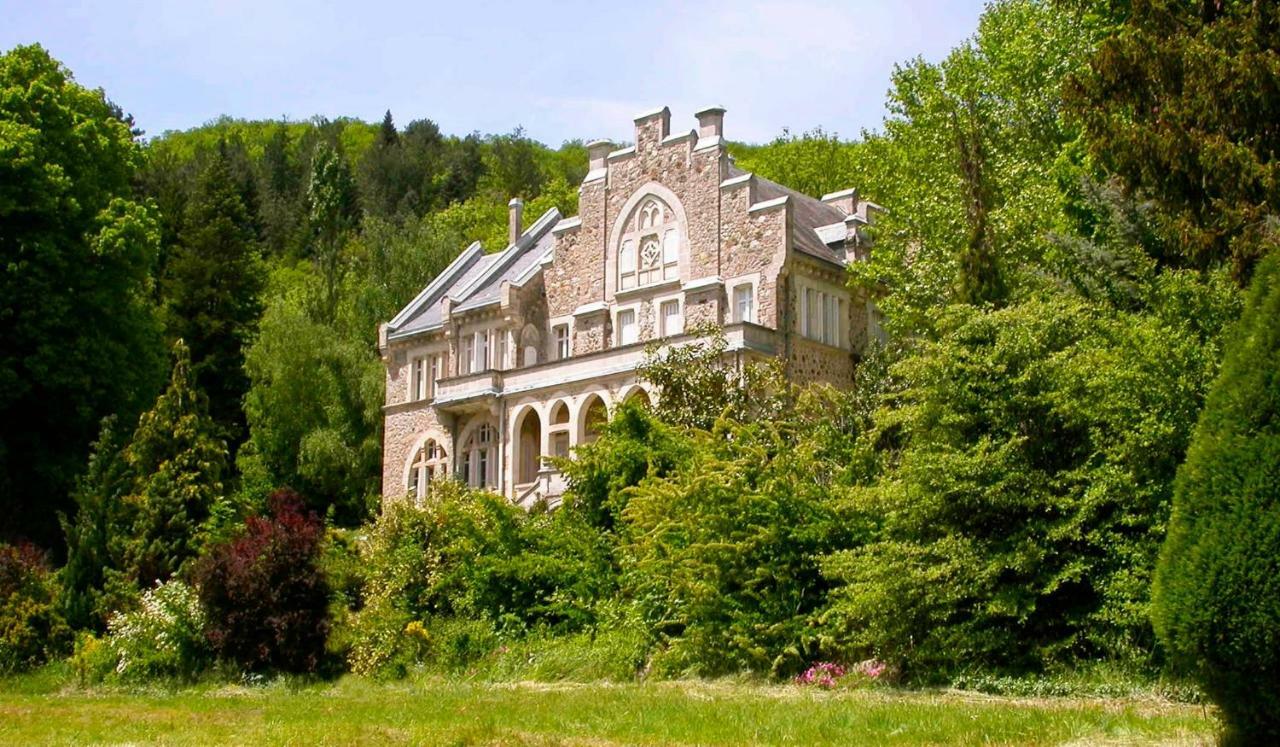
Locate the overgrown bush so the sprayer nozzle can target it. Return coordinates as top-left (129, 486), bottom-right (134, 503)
top-left (1152, 249), bottom-right (1280, 743)
top-left (195, 489), bottom-right (330, 673)
top-left (822, 283), bottom-right (1238, 676)
top-left (0, 543), bottom-right (71, 673)
top-left (344, 481), bottom-right (613, 677)
top-left (92, 579), bottom-right (209, 681)
top-left (620, 398), bottom-right (858, 678)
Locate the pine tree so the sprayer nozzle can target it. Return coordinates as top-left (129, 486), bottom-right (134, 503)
top-left (161, 140), bottom-right (264, 448)
top-left (123, 341), bottom-right (230, 589)
top-left (58, 416), bottom-right (132, 630)
top-left (1152, 248), bottom-right (1280, 743)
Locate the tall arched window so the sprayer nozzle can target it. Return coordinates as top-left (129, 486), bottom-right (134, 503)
top-left (619, 197), bottom-right (680, 291)
top-left (460, 423), bottom-right (497, 489)
top-left (408, 439), bottom-right (447, 501)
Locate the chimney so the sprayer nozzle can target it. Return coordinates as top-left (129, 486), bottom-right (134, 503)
top-left (586, 139), bottom-right (613, 173)
top-left (695, 106), bottom-right (726, 140)
top-left (508, 197), bottom-right (523, 245)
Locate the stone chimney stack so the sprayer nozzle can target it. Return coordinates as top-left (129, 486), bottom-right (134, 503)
top-left (695, 106), bottom-right (726, 140)
top-left (508, 197), bottom-right (523, 245)
top-left (585, 139), bottom-right (613, 174)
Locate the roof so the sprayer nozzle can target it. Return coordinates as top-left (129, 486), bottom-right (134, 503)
top-left (386, 207), bottom-right (561, 341)
top-left (729, 165), bottom-right (850, 267)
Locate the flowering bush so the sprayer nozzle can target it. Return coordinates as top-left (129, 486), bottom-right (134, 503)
top-left (794, 662), bottom-right (847, 689)
top-left (794, 659), bottom-right (892, 689)
top-left (100, 579), bottom-right (210, 681)
top-left (0, 542), bottom-right (71, 673)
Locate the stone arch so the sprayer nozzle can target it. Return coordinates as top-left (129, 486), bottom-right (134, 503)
top-left (577, 392), bottom-right (609, 445)
top-left (621, 385), bottom-right (653, 410)
top-left (513, 405), bottom-right (543, 486)
top-left (606, 182), bottom-right (690, 296)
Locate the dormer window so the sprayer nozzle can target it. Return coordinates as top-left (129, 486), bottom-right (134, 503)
top-left (619, 196), bottom-right (680, 291)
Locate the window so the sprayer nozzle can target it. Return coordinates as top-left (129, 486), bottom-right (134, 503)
top-left (429, 354), bottom-right (442, 396)
top-left (616, 308), bottom-right (637, 346)
top-left (462, 423), bottom-right (496, 489)
top-left (553, 324), bottom-right (570, 360)
top-left (658, 299), bottom-right (682, 337)
top-left (413, 353), bottom-right (441, 400)
top-left (798, 284), bottom-right (845, 348)
top-left (618, 197), bottom-right (681, 291)
top-left (411, 356), bottom-right (427, 401)
top-left (619, 241), bottom-right (636, 291)
top-left (459, 336), bottom-right (474, 375)
top-left (408, 439), bottom-right (447, 501)
top-left (493, 330), bottom-right (506, 370)
top-left (475, 330), bottom-right (489, 371)
top-left (732, 284), bottom-right (755, 324)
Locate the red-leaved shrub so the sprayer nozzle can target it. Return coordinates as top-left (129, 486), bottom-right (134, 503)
top-left (195, 490), bottom-right (329, 673)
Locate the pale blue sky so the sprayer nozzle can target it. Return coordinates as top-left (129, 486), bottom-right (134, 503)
top-left (2, 0), bottom-right (987, 145)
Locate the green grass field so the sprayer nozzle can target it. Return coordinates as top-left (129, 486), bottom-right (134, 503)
top-left (0, 672), bottom-right (1218, 746)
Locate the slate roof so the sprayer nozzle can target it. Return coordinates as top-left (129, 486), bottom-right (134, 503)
top-left (386, 207), bottom-right (560, 341)
top-left (729, 165), bottom-right (851, 267)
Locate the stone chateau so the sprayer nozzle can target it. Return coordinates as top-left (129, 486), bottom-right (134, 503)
top-left (379, 106), bottom-right (882, 506)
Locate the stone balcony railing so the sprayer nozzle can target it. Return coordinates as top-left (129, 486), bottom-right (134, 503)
top-left (431, 322), bottom-right (776, 412)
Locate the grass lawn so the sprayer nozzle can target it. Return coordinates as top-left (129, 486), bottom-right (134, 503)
top-left (0, 672), bottom-right (1217, 746)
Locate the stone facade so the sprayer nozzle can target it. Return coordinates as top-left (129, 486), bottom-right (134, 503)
top-left (379, 106), bottom-right (884, 507)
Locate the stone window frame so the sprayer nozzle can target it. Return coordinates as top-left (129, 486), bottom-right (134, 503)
top-left (725, 273), bottom-right (762, 325)
top-left (407, 438), bottom-right (448, 501)
top-left (606, 182), bottom-right (691, 300)
top-left (409, 343), bottom-right (448, 402)
top-left (459, 420), bottom-right (498, 489)
top-left (549, 315), bottom-right (574, 361)
top-left (794, 275), bottom-right (850, 351)
top-left (613, 302), bottom-right (641, 347)
top-left (651, 290), bottom-right (684, 338)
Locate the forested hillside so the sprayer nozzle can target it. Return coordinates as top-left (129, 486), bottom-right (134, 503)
top-left (3, 0), bottom-right (1278, 738)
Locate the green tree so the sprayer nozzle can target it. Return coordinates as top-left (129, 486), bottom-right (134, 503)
top-left (123, 341), bottom-right (230, 588)
top-left (847, 0), bottom-right (1098, 333)
top-left (161, 140), bottom-right (265, 447)
top-left (1065, 0), bottom-right (1280, 281)
top-left (1152, 248), bottom-right (1280, 743)
top-left (240, 272), bottom-right (383, 523)
top-left (58, 417), bottom-right (133, 630)
top-left (0, 45), bottom-right (165, 546)
top-left (307, 143), bottom-right (362, 323)
top-left (822, 281), bottom-right (1238, 674)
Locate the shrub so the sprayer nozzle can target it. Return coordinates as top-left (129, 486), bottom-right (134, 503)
top-left (195, 489), bottom-right (330, 673)
top-left (97, 579), bottom-right (209, 681)
top-left (0, 543), bottom-right (71, 673)
top-left (620, 411), bottom-right (851, 678)
top-left (345, 481), bottom-right (614, 676)
top-left (821, 287), bottom-right (1237, 675)
top-left (1152, 249), bottom-right (1280, 742)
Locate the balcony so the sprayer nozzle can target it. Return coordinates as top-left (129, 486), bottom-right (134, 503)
top-left (432, 370), bottom-right (502, 412)
top-left (431, 322), bottom-right (776, 408)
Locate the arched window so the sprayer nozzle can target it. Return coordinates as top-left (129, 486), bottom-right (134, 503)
top-left (549, 400), bottom-right (571, 457)
top-left (460, 423), bottom-right (497, 489)
top-left (408, 439), bottom-right (447, 501)
top-left (619, 197), bottom-right (680, 291)
top-left (515, 408), bottom-right (542, 486)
